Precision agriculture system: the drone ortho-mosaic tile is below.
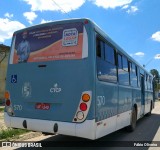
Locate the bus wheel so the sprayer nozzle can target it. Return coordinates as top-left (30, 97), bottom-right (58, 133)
top-left (126, 107), bottom-right (137, 132)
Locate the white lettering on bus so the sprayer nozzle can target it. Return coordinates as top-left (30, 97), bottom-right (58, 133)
top-left (14, 105), bottom-right (23, 111)
top-left (97, 96), bottom-right (105, 107)
top-left (50, 83), bottom-right (62, 93)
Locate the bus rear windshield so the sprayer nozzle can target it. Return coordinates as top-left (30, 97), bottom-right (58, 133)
top-left (10, 22), bottom-right (87, 64)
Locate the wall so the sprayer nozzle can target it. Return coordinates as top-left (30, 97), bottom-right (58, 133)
top-left (0, 44), bottom-right (10, 101)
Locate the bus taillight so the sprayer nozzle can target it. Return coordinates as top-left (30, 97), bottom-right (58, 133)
top-left (4, 91), bottom-right (10, 99)
top-left (5, 91), bottom-right (11, 106)
top-left (76, 111), bottom-right (84, 120)
top-left (82, 93), bottom-right (90, 102)
top-left (4, 91), bottom-right (14, 116)
top-left (80, 103), bottom-right (87, 111)
top-left (6, 99), bottom-right (11, 106)
top-left (73, 91), bottom-right (92, 123)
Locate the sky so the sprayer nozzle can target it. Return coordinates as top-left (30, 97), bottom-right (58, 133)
top-left (0, 0), bottom-right (160, 72)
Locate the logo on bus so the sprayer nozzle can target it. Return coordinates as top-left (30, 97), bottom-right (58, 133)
top-left (62, 28), bottom-right (78, 46)
top-left (11, 75), bottom-right (17, 83)
top-left (22, 82), bottom-right (32, 98)
top-left (50, 83), bottom-right (62, 93)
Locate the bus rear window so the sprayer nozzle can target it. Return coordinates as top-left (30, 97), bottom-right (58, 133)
top-left (10, 22), bottom-right (87, 64)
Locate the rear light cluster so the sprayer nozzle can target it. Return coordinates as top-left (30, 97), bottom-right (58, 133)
top-left (73, 91), bottom-right (92, 123)
top-left (4, 91), bottom-right (14, 116)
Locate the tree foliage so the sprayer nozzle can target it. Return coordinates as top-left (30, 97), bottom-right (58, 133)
top-left (150, 69), bottom-right (159, 78)
top-left (150, 69), bottom-right (160, 91)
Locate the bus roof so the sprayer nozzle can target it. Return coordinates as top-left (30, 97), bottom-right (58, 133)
top-left (13, 18), bottom-right (89, 34)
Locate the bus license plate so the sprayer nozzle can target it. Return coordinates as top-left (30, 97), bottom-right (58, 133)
top-left (35, 103), bottom-right (50, 110)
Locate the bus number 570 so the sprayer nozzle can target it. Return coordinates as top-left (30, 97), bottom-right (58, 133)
top-left (97, 96), bottom-right (105, 107)
top-left (14, 105), bottom-right (22, 111)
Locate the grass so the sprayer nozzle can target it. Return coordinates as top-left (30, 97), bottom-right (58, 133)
top-left (0, 107), bottom-right (4, 112)
top-left (0, 107), bottom-right (30, 140)
top-left (0, 128), bottom-right (29, 140)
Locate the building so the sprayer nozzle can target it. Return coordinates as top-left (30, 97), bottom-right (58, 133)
top-left (0, 44), bottom-right (10, 102)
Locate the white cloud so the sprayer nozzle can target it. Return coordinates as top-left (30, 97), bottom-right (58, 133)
top-left (154, 54), bottom-right (160, 59)
top-left (126, 6), bottom-right (138, 14)
top-left (0, 18), bottom-right (25, 42)
top-left (134, 52), bottom-right (145, 57)
top-left (23, 11), bottom-right (37, 24)
top-left (151, 31), bottom-right (160, 42)
top-left (23, 0), bottom-right (85, 13)
top-left (91, 0), bottom-right (132, 9)
top-left (129, 53), bottom-right (133, 57)
top-left (40, 19), bottom-right (52, 24)
top-left (4, 13), bottom-right (13, 18)
top-left (122, 5), bottom-right (129, 9)
top-left (130, 52), bottom-right (145, 58)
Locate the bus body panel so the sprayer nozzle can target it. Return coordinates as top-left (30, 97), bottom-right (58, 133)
top-left (5, 19), bottom-right (96, 123)
top-left (94, 22), bottom-right (154, 139)
top-left (6, 59), bottom-right (94, 122)
top-left (132, 88), bottom-right (141, 119)
top-left (95, 81), bottom-right (118, 138)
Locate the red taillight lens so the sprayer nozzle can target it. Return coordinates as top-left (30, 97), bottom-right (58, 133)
top-left (6, 99), bottom-right (11, 106)
top-left (80, 103), bottom-right (87, 111)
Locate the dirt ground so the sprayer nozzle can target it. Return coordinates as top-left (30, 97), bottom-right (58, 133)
top-left (0, 107), bottom-right (42, 141)
top-left (0, 107), bottom-right (7, 131)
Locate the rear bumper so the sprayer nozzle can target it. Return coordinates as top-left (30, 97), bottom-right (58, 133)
top-left (4, 112), bottom-right (96, 140)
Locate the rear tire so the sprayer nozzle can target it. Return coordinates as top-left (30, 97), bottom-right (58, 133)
top-left (126, 107), bottom-right (137, 132)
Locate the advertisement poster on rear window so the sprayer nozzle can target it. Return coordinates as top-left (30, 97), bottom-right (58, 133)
top-left (12, 22), bottom-right (83, 64)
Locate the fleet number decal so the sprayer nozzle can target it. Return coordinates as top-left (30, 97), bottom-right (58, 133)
top-left (97, 96), bottom-right (105, 107)
top-left (14, 105), bottom-right (23, 111)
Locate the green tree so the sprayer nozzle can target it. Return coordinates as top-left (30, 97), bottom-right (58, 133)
top-left (150, 69), bottom-right (159, 78)
top-left (150, 69), bottom-right (160, 91)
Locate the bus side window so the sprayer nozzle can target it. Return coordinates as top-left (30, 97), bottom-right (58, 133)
top-left (130, 63), bottom-right (138, 87)
top-left (145, 74), bottom-right (148, 90)
top-left (122, 56), bottom-right (128, 72)
top-left (96, 36), bottom-right (117, 83)
top-left (118, 54), bottom-right (122, 69)
top-left (96, 38), bottom-right (101, 57)
top-left (150, 76), bottom-right (153, 90)
top-left (137, 67), bottom-right (140, 87)
top-left (146, 74), bottom-right (151, 90)
top-left (118, 54), bottom-right (129, 85)
top-left (104, 43), bottom-right (115, 65)
top-left (128, 61), bottom-right (131, 85)
top-left (96, 38), bottom-right (105, 59)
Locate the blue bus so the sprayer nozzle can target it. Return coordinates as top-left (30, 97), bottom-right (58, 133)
top-left (4, 18), bottom-right (154, 140)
